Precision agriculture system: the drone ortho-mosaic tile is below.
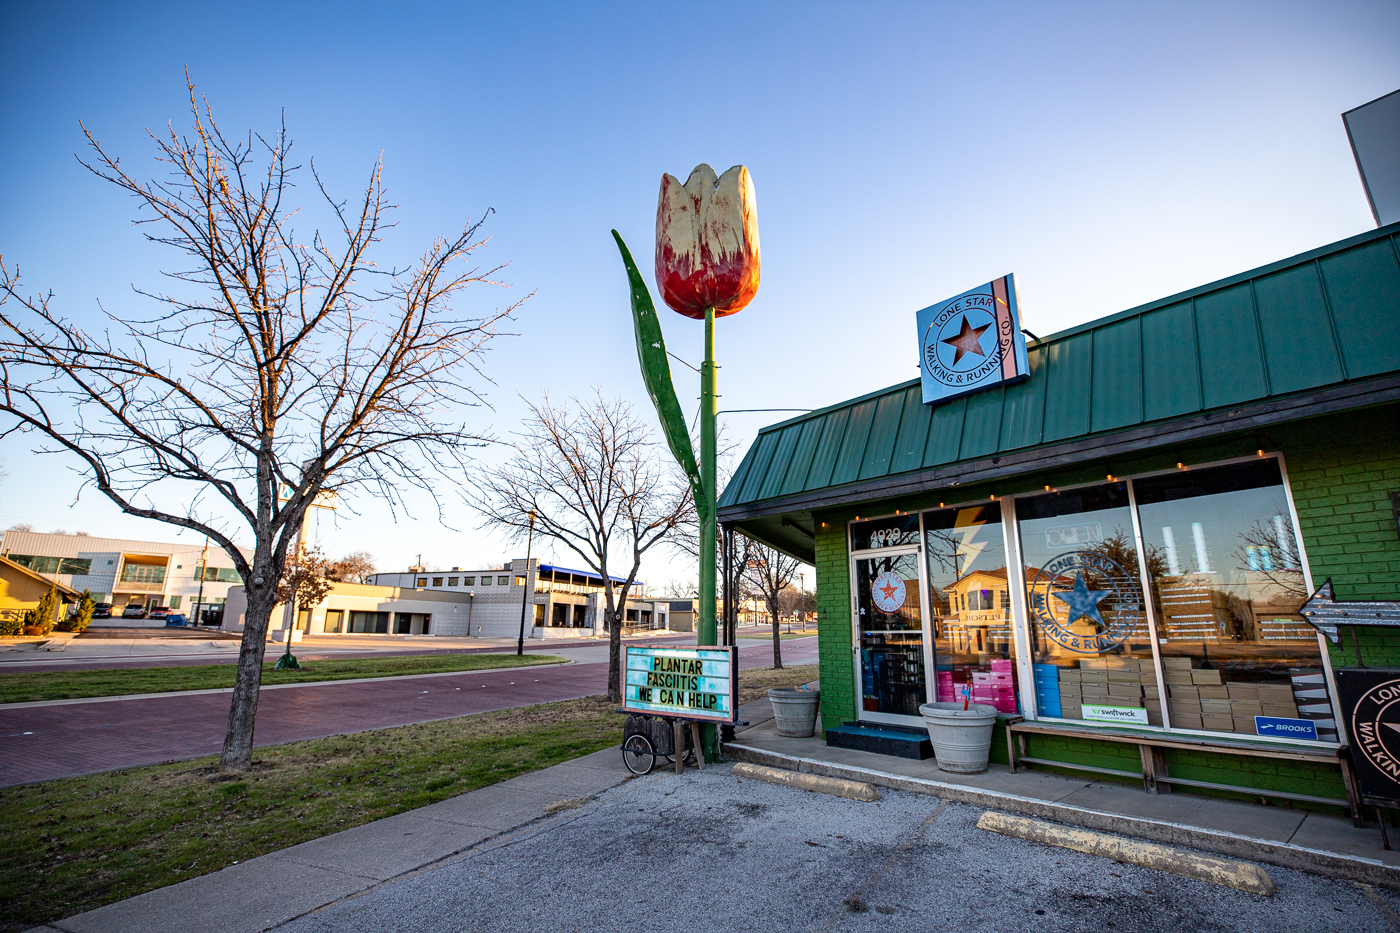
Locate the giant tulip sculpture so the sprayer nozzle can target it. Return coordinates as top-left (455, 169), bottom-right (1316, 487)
top-left (612, 164), bottom-right (760, 742)
top-left (655, 164), bottom-right (760, 318)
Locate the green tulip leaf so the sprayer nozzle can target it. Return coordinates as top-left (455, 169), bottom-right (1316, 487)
top-left (612, 229), bottom-right (704, 506)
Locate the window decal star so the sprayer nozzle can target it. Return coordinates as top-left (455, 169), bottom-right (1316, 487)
top-left (1052, 571), bottom-right (1110, 628)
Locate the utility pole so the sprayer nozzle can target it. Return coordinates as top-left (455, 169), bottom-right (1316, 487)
top-left (516, 510), bottom-right (536, 656)
top-left (192, 535), bottom-right (209, 626)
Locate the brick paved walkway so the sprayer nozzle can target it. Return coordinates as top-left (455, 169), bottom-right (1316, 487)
top-left (0, 640), bottom-right (816, 786)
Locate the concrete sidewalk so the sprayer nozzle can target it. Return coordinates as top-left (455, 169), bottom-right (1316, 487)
top-left (725, 709), bottom-right (1400, 887)
top-left (27, 746), bottom-right (637, 933)
top-left (30, 688), bottom-right (1400, 932)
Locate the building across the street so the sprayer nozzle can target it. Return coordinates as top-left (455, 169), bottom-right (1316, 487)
top-left (719, 220), bottom-right (1400, 809)
top-left (0, 530), bottom-right (251, 625)
top-left (0, 553), bottom-right (81, 628)
top-left (224, 580), bottom-right (475, 637)
top-left (231, 558), bottom-right (672, 639)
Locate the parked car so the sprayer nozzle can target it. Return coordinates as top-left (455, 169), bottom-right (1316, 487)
top-left (121, 604), bottom-right (147, 619)
top-left (163, 613), bottom-right (189, 627)
top-left (92, 602), bottom-right (113, 619)
top-left (148, 606), bottom-right (170, 620)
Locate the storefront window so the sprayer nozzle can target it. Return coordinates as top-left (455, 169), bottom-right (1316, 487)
top-left (853, 551), bottom-right (924, 717)
top-left (924, 504), bottom-right (1019, 714)
top-left (1133, 459), bottom-right (1333, 742)
top-left (1015, 483), bottom-right (1161, 727)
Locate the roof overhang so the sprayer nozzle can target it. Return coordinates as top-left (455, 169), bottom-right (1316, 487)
top-left (719, 371), bottom-right (1400, 562)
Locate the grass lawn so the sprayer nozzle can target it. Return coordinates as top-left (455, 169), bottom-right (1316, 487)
top-left (0, 663), bottom-right (816, 932)
top-left (0, 653), bottom-right (568, 704)
top-left (736, 629), bottom-right (819, 640)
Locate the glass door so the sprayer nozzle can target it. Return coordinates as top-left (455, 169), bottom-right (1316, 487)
top-left (851, 548), bottom-right (927, 723)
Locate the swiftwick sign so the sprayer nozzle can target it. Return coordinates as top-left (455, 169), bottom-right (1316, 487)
top-left (623, 645), bottom-right (737, 723)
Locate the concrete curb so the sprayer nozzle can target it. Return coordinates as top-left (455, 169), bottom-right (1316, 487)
top-left (977, 811), bottom-right (1277, 895)
top-left (732, 762), bottom-right (881, 801)
top-left (723, 740), bottom-right (1400, 889)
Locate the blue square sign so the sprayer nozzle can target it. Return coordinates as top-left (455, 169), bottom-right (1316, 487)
top-left (1253, 716), bottom-right (1319, 740)
top-left (917, 274), bottom-right (1030, 405)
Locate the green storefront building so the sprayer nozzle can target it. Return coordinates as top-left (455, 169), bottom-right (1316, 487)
top-left (718, 222), bottom-right (1400, 810)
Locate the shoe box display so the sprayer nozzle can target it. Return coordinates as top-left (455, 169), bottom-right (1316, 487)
top-left (1033, 655), bottom-right (1336, 740)
top-left (936, 658), bottom-right (1019, 714)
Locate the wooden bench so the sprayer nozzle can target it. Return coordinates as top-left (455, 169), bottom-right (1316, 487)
top-left (1004, 717), bottom-right (1363, 818)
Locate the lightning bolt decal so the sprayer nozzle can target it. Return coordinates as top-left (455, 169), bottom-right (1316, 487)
top-left (952, 508), bottom-right (988, 573)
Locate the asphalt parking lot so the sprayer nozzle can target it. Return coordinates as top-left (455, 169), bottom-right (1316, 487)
top-left (282, 764), bottom-right (1400, 933)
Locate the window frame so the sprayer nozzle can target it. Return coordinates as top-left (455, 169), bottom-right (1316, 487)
top-left (1004, 452), bottom-right (1338, 748)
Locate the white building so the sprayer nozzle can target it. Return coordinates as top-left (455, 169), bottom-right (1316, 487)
top-left (0, 530), bottom-right (251, 626)
top-left (366, 559), bottom-right (672, 638)
top-left (224, 581), bottom-right (475, 637)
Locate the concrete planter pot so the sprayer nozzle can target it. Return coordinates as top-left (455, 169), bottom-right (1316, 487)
top-left (919, 701), bottom-right (998, 773)
top-left (768, 688), bottom-right (820, 737)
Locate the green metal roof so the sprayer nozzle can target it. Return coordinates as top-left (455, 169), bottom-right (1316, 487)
top-left (720, 222), bottom-right (1400, 536)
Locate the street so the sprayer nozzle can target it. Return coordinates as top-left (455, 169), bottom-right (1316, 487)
top-left (0, 636), bottom-right (816, 785)
top-left (280, 764), bottom-right (1400, 933)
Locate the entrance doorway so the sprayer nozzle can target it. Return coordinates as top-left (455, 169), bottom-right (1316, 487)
top-left (850, 548), bottom-right (928, 723)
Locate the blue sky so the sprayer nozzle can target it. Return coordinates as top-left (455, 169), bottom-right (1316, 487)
top-left (1, 1), bottom-right (1396, 586)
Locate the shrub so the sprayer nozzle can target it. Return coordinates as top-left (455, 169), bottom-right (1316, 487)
top-left (0, 615), bottom-right (25, 637)
top-left (32, 585), bottom-right (59, 635)
top-left (23, 624), bottom-right (45, 636)
top-left (59, 589), bottom-right (95, 633)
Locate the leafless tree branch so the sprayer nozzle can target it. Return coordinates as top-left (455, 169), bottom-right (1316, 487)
top-left (0, 75), bottom-right (524, 770)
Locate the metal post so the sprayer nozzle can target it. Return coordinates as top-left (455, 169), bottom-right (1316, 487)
top-left (721, 524), bottom-right (734, 647)
top-left (698, 306), bottom-right (718, 762)
top-left (517, 511), bottom-right (537, 656)
top-left (699, 306), bottom-right (717, 647)
top-left (192, 535), bottom-right (209, 627)
top-left (275, 512), bottom-right (309, 670)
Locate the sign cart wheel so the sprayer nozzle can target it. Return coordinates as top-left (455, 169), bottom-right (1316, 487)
top-left (622, 734), bottom-right (657, 775)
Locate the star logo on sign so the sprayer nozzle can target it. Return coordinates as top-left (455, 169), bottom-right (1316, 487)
top-left (941, 315), bottom-right (990, 365)
top-left (1052, 572), bottom-right (1110, 628)
top-left (879, 580), bottom-right (901, 602)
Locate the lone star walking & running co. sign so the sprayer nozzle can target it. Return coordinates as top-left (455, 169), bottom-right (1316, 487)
top-left (917, 274), bottom-right (1030, 405)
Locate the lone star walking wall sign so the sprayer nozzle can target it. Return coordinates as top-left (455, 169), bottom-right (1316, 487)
top-left (917, 275), bottom-right (1031, 405)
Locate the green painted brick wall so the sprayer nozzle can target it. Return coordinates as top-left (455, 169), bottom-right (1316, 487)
top-left (1282, 405), bottom-right (1400, 669)
top-left (814, 518), bottom-right (855, 728)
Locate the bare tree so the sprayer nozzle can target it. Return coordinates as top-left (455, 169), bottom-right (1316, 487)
top-left (326, 550), bottom-right (376, 584)
top-left (1233, 520), bottom-right (1308, 600)
top-left (474, 393), bottom-right (693, 702)
top-left (661, 578), bottom-right (697, 599)
top-left (739, 535), bottom-right (801, 669)
top-left (0, 79), bottom-right (521, 770)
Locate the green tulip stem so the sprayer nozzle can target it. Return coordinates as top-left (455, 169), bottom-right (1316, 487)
top-left (699, 304), bottom-right (717, 651)
top-left (699, 303), bottom-right (719, 762)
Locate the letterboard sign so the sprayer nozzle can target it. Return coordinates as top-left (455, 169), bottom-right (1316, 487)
top-left (623, 645), bottom-right (737, 723)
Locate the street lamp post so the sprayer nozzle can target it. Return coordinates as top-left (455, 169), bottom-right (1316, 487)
top-left (192, 535), bottom-right (209, 628)
top-left (799, 571), bottom-right (805, 632)
top-left (516, 510), bottom-right (536, 656)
